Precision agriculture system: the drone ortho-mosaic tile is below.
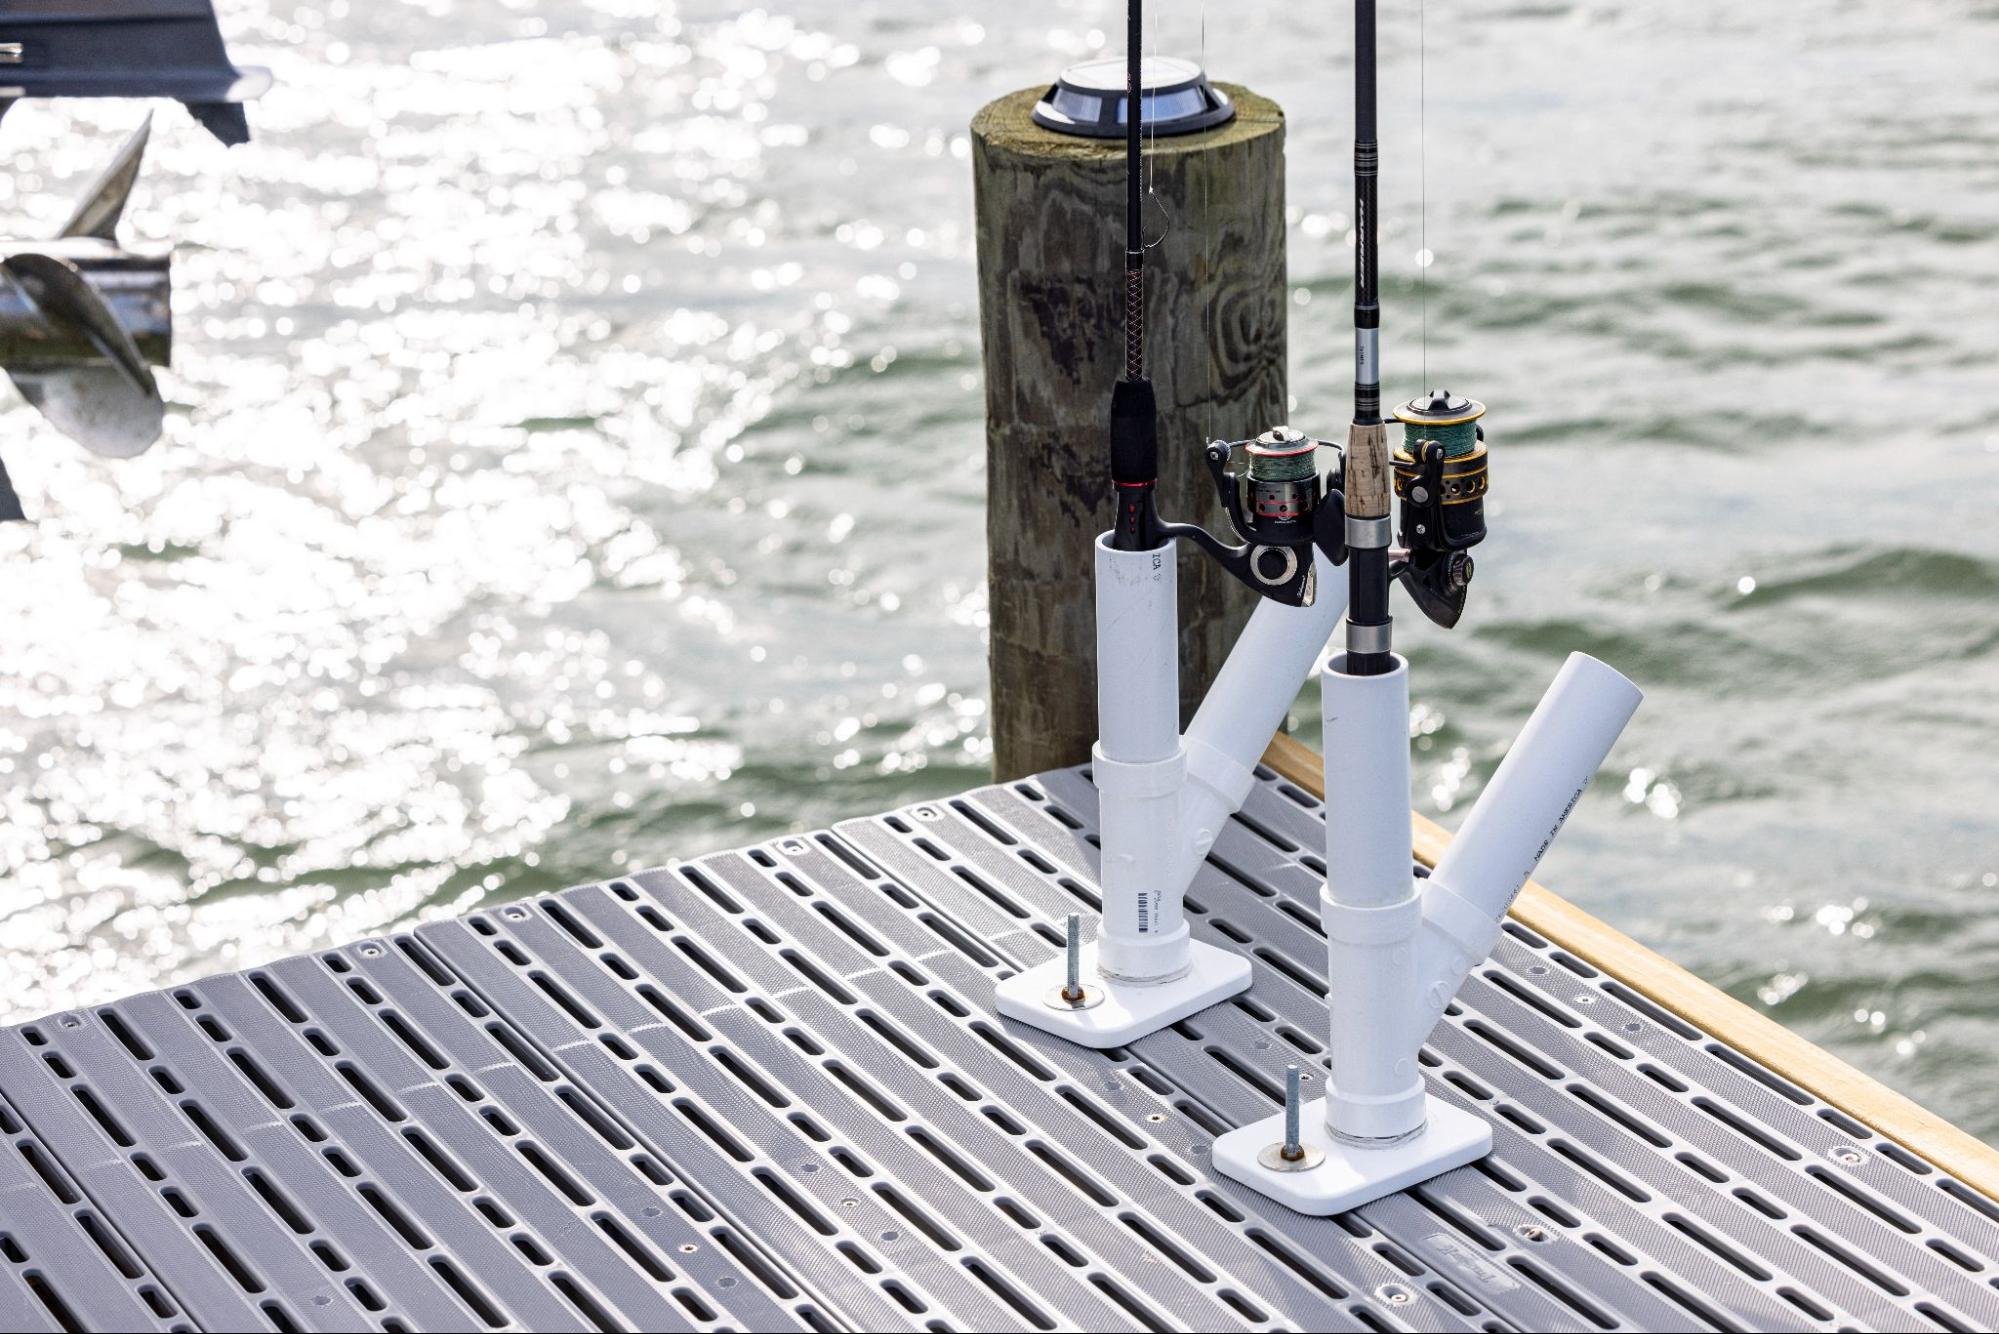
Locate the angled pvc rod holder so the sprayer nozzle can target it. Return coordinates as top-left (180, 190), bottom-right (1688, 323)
top-left (1213, 650), bottom-right (1641, 1214)
top-left (994, 534), bottom-right (1348, 1047)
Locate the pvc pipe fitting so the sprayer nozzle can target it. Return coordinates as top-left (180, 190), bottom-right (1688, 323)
top-left (1319, 652), bottom-right (1426, 1143)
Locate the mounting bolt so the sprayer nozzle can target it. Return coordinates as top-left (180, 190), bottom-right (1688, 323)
top-left (1515, 1223), bottom-right (1552, 1244)
top-left (1044, 913), bottom-right (1103, 1011)
top-left (779, 838), bottom-right (808, 856)
top-left (1830, 1145), bottom-right (1868, 1167)
top-left (1377, 1284), bottom-right (1414, 1306)
top-left (1257, 1064), bottom-right (1326, 1172)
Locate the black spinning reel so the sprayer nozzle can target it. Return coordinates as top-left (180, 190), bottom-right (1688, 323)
top-left (1390, 389), bottom-right (1490, 629)
top-left (1158, 425), bottom-right (1350, 609)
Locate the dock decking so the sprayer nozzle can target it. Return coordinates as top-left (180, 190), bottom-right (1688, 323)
top-left (5, 763), bottom-right (1997, 1333)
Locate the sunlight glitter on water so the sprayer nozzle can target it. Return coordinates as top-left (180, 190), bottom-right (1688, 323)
top-left (4, 0), bottom-right (1999, 1140)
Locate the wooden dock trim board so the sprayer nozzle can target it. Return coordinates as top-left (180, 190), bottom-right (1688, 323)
top-left (1263, 731), bottom-right (1999, 1205)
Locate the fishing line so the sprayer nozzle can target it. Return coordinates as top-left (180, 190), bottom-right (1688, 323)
top-left (1420, 0), bottom-right (1428, 389)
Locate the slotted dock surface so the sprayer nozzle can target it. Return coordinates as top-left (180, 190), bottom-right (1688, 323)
top-left (5, 765), bottom-right (1998, 1333)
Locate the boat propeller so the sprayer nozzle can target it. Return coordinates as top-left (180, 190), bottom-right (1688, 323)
top-left (0, 117), bottom-right (172, 520)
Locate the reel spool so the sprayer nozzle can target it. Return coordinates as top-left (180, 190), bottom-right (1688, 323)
top-left (1391, 389), bottom-right (1488, 628)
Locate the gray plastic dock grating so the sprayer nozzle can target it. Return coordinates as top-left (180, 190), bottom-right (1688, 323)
top-left (4, 764), bottom-right (1999, 1332)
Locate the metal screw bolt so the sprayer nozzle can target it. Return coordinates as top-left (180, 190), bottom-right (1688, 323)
top-left (680, 1243), bottom-right (698, 1254)
top-left (779, 839), bottom-right (808, 856)
top-left (359, 943), bottom-right (383, 958)
top-left (58, 1015), bottom-right (81, 1029)
top-left (1515, 1223), bottom-right (1551, 1244)
top-left (1831, 1145), bottom-right (1868, 1166)
top-left (914, 805), bottom-right (940, 821)
top-left (503, 906), bottom-right (528, 921)
top-left (1378, 1284), bottom-right (1414, 1306)
top-left (1045, 913), bottom-right (1103, 1011)
top-left (1258, 1064), bottom-right (1326, 1172)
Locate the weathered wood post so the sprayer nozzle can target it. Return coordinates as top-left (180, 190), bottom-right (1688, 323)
top-left (974, 84), bottom-right (1288, 781)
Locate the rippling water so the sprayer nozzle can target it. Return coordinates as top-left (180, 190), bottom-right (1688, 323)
top-left (3, 1), bottom-right (1996, 1138)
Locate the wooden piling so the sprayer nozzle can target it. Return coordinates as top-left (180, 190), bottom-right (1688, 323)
top-left (974, 84), bottom-right (1289, 781)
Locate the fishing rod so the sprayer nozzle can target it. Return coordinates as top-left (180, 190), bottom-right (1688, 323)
top-left (1345, 0), bottom-right (1491, 672)
top-left (1107, 0), bottom-right (1343, 600)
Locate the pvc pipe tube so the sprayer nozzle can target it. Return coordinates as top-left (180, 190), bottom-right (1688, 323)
top-left (1094, 534), bottom-right (1191, 982)
top-left (1412, 652), bottom-right (1642, 1044)
top-left (1178, 548), bottom-right (1346, 885)
top-left (1320, 652), bottom-right (1426, 1142)
top-left (1094, 535), bottom-right (1180, 763)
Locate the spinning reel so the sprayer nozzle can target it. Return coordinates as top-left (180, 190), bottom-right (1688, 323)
top-left (1165, 425), bottom-right (1349, 609)
top-left (1390, 389), bottom-right (1489, 629)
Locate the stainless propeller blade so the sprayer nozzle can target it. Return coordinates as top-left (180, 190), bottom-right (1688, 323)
top-left (58, 114), bottom-right (152, 242)
top-left (1, 253), bottom-right (165, 459)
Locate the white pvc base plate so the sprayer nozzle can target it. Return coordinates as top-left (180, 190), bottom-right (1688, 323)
top-left (993, 940), bottom-right (1252, 1049)
top-left (1212, 1094), bottom-right (1493, 1215)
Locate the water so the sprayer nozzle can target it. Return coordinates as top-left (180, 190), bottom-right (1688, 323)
top-left (3, 1), bottom-right (1996, 1140)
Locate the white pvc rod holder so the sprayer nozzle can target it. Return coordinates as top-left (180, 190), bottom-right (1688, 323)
top-left (1215, 650), bottom-right (1640, 1214)
top-left (997, 537), bottom-right (1352, 1048)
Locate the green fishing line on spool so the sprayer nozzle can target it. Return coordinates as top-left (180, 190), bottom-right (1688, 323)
top-left (1392, 389), bottom-right (1485, 459)
top-left (1403, 415), bottom-right (1477, 458)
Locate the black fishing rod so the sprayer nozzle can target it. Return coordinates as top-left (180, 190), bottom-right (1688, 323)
top-left (1104, 0), bottom-right (1344, 605)
top-left (1108, 0), bottom-right (1163, 553)
top-left (1344, 0), bottom-right (1394, 676)
top-left (1343, 0), bottom-right (1492, 669)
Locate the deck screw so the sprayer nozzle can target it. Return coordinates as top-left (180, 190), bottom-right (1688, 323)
top-left (1515, 1223), bottom-right (1551, 1244)
top-left (1146, 1113), bottom-right (1166, 1123)
top-left (359, 943), bottom-right (384, 957)
top-left (680, 1243), bottom-right (698, 1253)
top-left (1257, 1064), bottom-right (1326, 1172)
top-left (1378, 1284), bottom-right (1414, 1305)
top-left (503, 906), bottom-right (528, 921)
top-left (779, 839), bottom-right (808, 856)
top-left (1044, 913), bottom-right (1103, 1011)
top-left (1573, 993), bottom-right (1595, 1005)
top-left (58, 1015), bottom-right (81, 1028)
top-left (914, 805), bottom-right (940, 821)
top-left (1831, 1145), bottom-right (1868, 1166)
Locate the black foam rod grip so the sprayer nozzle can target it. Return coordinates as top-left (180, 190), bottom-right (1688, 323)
top-left (1109, 378), bottom-right (1158, 485)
